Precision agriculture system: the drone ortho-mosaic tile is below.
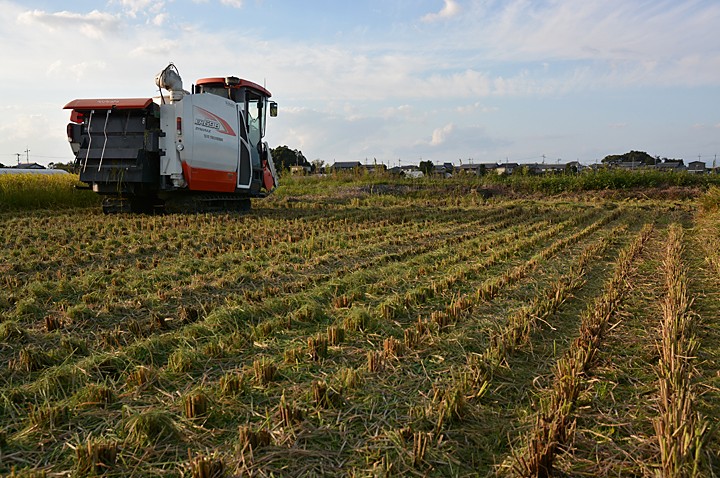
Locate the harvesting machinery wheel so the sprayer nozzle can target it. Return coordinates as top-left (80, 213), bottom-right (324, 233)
top-left (101, 196), bottom-right (163, 214)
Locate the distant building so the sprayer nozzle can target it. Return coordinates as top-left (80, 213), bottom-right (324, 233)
top-left (654, 160), bottom-right (686, 172)
top-left (330, 161), bottom-right (386, 174)
top-left (496, 163), bottom-right (519, 175)
top-left (11, 162), bottom-right (45, 169)
top-left (290, 165), bottom-right (311, 175)
top-left (455, 163), bottom-right (499, 175)
top-left (687, 161), bottom-right (706, 174)
top-left (330, 161), bottom-right (362, 171)
top-left (615, 161), bottom-right (646, 170)
top-left (525, 161), bottom-right (582, 174)
top-left (388, 165), bottom-right (423, 178)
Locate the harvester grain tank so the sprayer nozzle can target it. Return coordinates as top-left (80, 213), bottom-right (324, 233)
top-left (64, 63), bottom-right (279, 213)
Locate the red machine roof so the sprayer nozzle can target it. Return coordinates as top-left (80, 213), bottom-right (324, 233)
top-left (195, 77), bottom-right (272, 98)
top-left (63, 98), bottom-right (155, 110)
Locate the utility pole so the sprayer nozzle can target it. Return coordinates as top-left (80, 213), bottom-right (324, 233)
top-left (15, 153), bottom-right (21, 165)
top-left (24, 148), bottom-right (30, 164)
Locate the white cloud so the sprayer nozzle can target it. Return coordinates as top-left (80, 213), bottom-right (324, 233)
top-left (220, 0), bottom-right (244, 8)
top-left (152, 13), bottom-right (168, 26)
top-left (430, 123), bottom-right (454, 146)
top-left (422, 0), bottom-right (461, 23)
top-left (46, 60), bottom-right (109, 83)
top-left (456, 102), bottom-right (498, 114)
top-left (117, 0), bottom-right (154, 17)
top-left (130, 39), bottom-right (182, 56)
top-left (18, 9), bottom-right (122, 38)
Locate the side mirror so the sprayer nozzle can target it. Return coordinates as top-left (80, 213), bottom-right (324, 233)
top-left (269, 101), bottom-right (278, 117)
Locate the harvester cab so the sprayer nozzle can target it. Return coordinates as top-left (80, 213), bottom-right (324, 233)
top-left (64, 63), bottom-right (279, 213)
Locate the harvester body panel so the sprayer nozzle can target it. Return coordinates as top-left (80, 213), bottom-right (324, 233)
top-left (63, 64), bottom-right (278, 213)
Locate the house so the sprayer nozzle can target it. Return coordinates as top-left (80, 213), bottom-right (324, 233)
top-left (457, 163), bottom-right (498, 175)
top-left (12, 162), bottom-right (45, 169)
top-left (654, 160), bottom-right (686, 172)
top-left (388, 165), bottom-right (423, 178)
top-left (614, 161), bottom-right (646, 170)
top-left (565, 161), bottom-right (583, 173)
top-left (457, 164), bottom-right (482, 175)
top-left (289, 165), bottom-right (311, 175)
top-left (496, 163), bottom-right (519, 175)
top-left (529, 161), bottom-right (583, 174)
top-left (433, 164), bottom-right (451, 177)
top-left (330, 161), bottom-right (387, 174)
top-left (363, 163), bottom-right (387, 174)
top-left (431, 163), bottom-right (455, 177)
top-left (330, 161), bottom-right (362, 171)
top-left (687, 161), bottom-right (707, 174)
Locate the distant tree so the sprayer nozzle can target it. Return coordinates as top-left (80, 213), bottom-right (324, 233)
top-left (0, 162), bottom-right (5, 168)
top-left (270, 145), bottom-right (309, 172)
top-left (419, 160), bottom-right (434, 175)
top-left (311, 159), bottom-right (325, 173)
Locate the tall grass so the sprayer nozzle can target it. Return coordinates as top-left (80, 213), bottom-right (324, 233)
top-left (0, 173), bottom-right (99, 211)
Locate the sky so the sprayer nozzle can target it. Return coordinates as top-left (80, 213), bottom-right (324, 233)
top-left (1, 0), bottom-right (719, 168)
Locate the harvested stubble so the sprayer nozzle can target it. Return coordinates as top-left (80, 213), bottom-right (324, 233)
top-left (252, 358), bottom-right (277, 385)
top-left (3, 188), bottom-right (710, 476)
top-left (277, 392), bottom-right (304, 427)
top-left (237, 425), bottom-right (272, 451)
top-left (184, 392), bottom-right (209, 419)
top-left (75, 439), bottom-right (117, 476)
top-left (189, 452), bottom-right (225, 478)
top-left (510, 223), bottom-right (652, 477)
top-left (653, 224), bottom-right (707, 478)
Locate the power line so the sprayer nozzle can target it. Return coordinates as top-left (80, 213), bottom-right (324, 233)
top-left (2, 153), bottom-right (73, 160)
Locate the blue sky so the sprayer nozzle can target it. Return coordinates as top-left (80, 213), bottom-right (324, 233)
top-left (1, 0), bottom-right (719, 167)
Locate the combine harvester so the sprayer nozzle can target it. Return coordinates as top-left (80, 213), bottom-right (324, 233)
top-left (64, 63), bottom-right (279, 213)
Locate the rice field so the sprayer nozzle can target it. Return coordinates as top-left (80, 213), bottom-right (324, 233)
top-left (0, 178), bottom-right (719, 477)
top-left (0, 173), bottom-right (99, 211)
